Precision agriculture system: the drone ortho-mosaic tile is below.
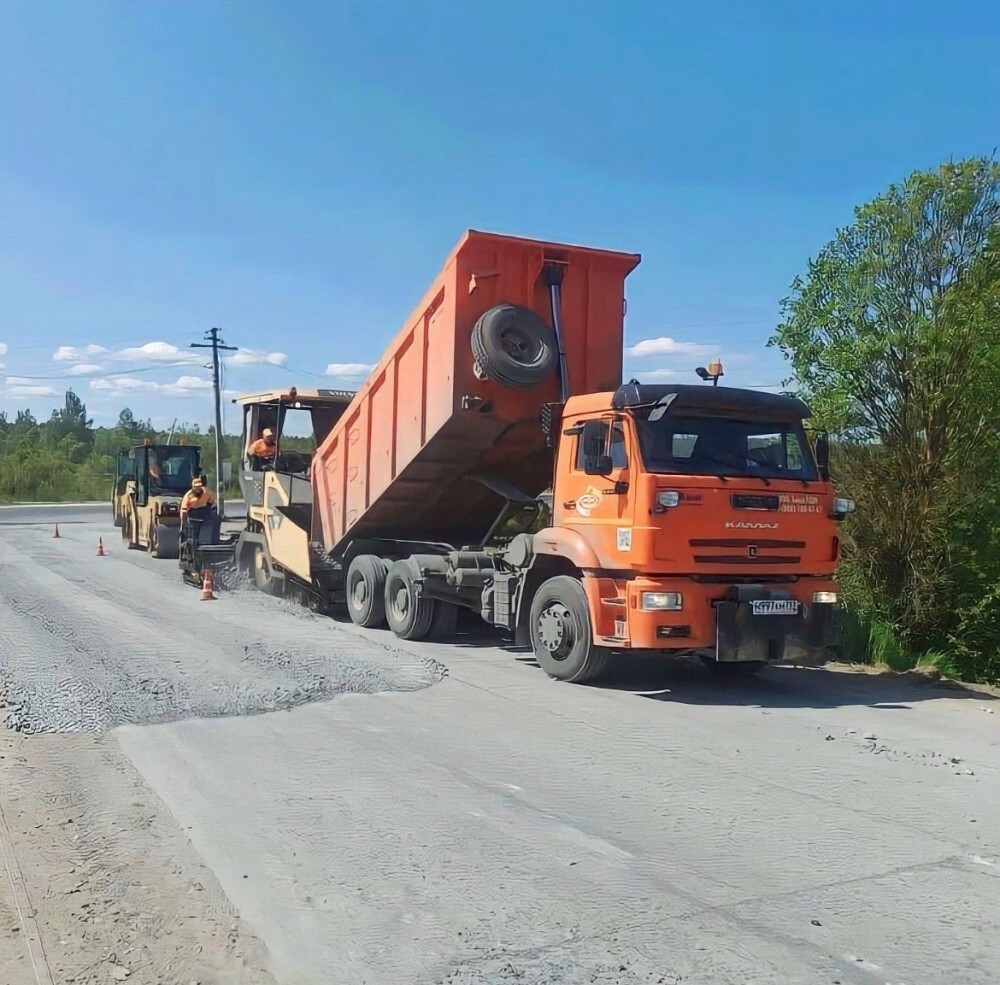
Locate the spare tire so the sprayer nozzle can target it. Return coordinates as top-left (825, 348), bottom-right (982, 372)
top-left (471, 304), bottom-right (557, 388)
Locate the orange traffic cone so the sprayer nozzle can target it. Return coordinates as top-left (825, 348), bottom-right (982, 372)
top-left (53, 524), bottom-right (61, 538)
top-left (95, 538), bottom-right (106, 557)
top-left (200, 568), bottom-right (216, 601)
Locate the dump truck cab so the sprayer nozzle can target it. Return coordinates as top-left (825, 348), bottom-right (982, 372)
top-left (518, 381), bottom-right (846, 678)
top-left (114, 441), bottom-right (201, 559)
top-left (233, 387), bottom-right (355, 593)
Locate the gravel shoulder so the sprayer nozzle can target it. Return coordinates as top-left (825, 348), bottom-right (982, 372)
top-left (0, 726), bottom-right (276, 985)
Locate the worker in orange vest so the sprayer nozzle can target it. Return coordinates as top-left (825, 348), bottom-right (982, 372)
top-left (248, 428), bottom-right (277, 461)
top-left (180, 475), bottom-right (216, 520)
top-left (181, 476), bottom-right (220, 544)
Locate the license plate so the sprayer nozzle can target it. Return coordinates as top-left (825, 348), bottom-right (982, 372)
top-left (750, 599), bottom-right (799, 616)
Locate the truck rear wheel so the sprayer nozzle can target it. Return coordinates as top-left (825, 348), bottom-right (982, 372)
top-left (346, 555), bottom-right (389, 628)
top-left (529, 576), bottom-right (608, 684)
top-left (471, 304), bottom-right (557, 388)
top-left (384, 559), bottom-right (435, 641)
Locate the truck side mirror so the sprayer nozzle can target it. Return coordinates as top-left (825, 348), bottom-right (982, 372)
top-left (585, 455), bottom-right (614, 476)
top-left (815, 431), bottom-right (830, 480)
top-left (581, 420), bottom-right (613, 476)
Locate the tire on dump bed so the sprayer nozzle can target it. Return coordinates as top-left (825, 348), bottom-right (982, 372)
top-left (471, 303), bottom-right (557, 388)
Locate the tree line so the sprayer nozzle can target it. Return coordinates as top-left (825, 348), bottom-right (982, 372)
top-left (0, 397), bottom-right (244, 504)
top-left (771, 156), bottom-right (1000, 683)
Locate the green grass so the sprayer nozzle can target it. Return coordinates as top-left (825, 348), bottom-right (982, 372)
top-left (836, 610), bottom-right (950, 674)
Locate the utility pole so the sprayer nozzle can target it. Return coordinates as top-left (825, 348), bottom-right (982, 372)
top-left (191, 327), bottom-right (237, 519)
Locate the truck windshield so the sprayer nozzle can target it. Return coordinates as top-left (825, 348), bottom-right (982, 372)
top-left (633, 414), bottom-right (818, 481)
top-left (149, 447), bottom-right (199, 493)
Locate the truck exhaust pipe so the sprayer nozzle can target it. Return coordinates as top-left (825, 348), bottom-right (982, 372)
top-left (543, 261), bottom-right (570, 402)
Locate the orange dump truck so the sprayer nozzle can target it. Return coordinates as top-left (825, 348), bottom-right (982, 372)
top-left (205, 230), bottom-right (849, 683)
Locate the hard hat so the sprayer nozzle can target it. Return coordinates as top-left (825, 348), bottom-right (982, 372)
top-left (263, 428), bottom-right (275, 438)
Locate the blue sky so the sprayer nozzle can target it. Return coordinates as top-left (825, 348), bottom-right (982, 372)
top-left (1, 0), bottom-right (997, 428)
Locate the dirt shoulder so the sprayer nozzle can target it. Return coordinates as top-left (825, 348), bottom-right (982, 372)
top-left (0, 725), bottom-right (275, 985)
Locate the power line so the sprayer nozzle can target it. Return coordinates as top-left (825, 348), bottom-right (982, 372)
top-left (3, 363), bottom-right (206, 382)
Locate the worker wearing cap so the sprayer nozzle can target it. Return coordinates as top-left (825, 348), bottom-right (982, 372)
top-left (248, 428), bottom-right (277, 461)
top-left (180, 476), bottom-right (216, 520)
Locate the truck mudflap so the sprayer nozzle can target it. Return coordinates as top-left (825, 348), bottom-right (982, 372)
top-left (713, 586), bottom-right (842, 663)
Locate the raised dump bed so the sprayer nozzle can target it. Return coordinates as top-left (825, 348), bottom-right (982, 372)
top-left (311, 230), bottom-right (640, 554)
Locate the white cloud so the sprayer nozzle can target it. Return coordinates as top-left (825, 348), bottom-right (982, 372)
top-left (326, 362), bottom-right (374, 379)
top-left (625, 337), bottom-right (717, 359)
top-left (5, 381), bottom-right (60, 398)
top-left (54, 341), bottom-right (204, 367)
top-left (637, 369), bottom-right (685, 381)
top-left (67, 362), bottom-right (103, 376)
top-left (113, 341), bottom-right (202, 365)
top-left (89, 374), bottom-right (213, 397)
top-left (0, 343), bottom-right (7, 356)
top-left (53, 344), bottom-right (107, 362)
top-left (90, 377), bottom-right (154, 392)
top-left (165, 375), bottom-right (213, 394)
top-left (226, 349), bottom-right (288, 367)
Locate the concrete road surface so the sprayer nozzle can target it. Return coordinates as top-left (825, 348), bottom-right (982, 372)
top-left (1, 504), bottom-right (998, 985)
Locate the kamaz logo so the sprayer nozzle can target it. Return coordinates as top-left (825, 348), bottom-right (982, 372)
top-left (725, 521), bottom-right (779, 530)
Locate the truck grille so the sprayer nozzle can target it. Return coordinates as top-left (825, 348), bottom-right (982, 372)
top-left (689, 538), bottom-right (803, 565)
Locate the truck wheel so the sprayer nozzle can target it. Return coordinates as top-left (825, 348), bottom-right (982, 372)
top-left (529, 576), bottom-right (608, 684)
top-left (429, 601), bottom-right (460, 640)
top-left (346, 555), bottom-right (389, 628)
top-left (384, 559), bottom-right (435, 641)
top-left (471, 304), bottom-right (557, 388)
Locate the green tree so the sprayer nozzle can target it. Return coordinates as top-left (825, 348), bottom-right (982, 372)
top-left (116, 407), bottom-right (143, 441)
top-left (49, 389), bottom-right (93, 445)
top-left (770, 158), bottom-right (1000, 670)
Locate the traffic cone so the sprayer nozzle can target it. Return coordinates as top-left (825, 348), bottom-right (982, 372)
top-left (200, 568), bottom-right (216, 601)
top-left (53, 524), bottom-right (61, 538)
top-left (95, 537), bottom-right (106, 557)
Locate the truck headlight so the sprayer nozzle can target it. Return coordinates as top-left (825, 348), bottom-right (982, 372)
top-left (642, 591), bottom-right (683, 611)
top-left (812, 591), bottom-right (838, 604)
top-left (656, 491), bottom-right (680, 509)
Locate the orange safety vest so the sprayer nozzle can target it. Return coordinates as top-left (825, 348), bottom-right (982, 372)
top-left (249, 437), bottom-right (276, 458)
top-left (181, 487), bottom-right (215, 514)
